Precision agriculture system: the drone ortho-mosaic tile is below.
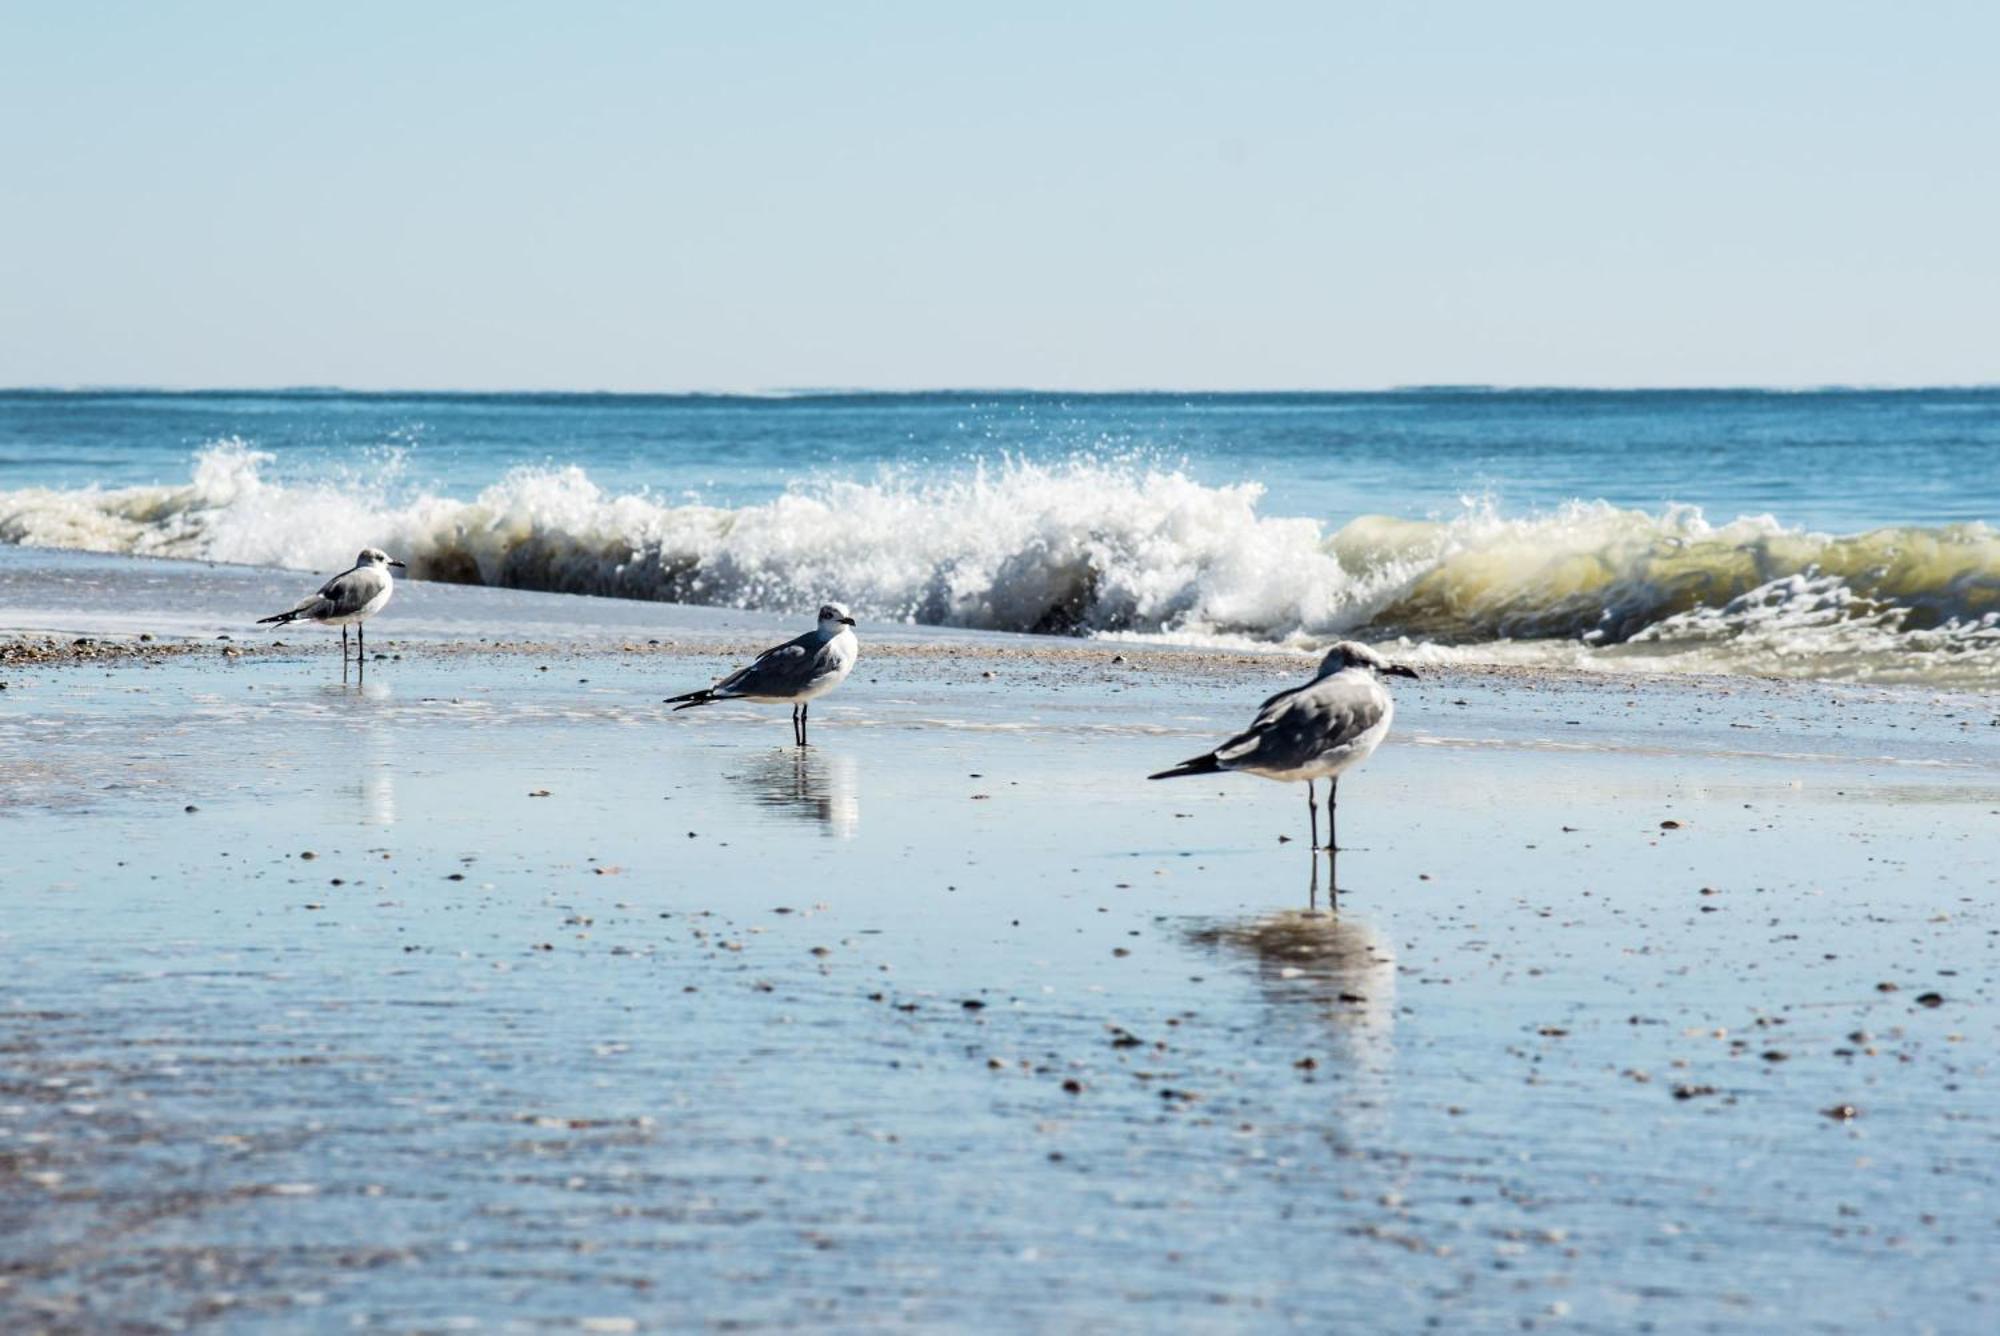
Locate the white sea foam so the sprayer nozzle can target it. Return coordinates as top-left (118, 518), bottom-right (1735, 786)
top-left (2, 441), bottom-right (1996, 683)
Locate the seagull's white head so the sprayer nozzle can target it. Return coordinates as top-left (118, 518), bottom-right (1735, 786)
top-left (358, 547), bottom-right (407, 570)
top-left (1316, 640), bottom-right (1418, 680)
top-left (817, 602), bottom-right (857, 632)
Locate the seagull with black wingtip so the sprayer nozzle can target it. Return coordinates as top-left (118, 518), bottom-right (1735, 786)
top-left (257, 547), bottom-right (407, 668)
top-left (1149, 640), bottom-right (1418, 851)
top-left (666, 603), bottom-right (859, 746)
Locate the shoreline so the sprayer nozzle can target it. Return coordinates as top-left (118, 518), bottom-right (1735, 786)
top-left (6, 535), bottom-right (1997, 690)
top-left (9, 623), bottom-right (1999, 723)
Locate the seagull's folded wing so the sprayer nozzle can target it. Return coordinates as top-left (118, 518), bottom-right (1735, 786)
top-left (312, 566), bottom-right (388, 619)
top-left (1218, 680), bottom-right (1387, 772)
top-left (714, 640), bottom-right (815, 697)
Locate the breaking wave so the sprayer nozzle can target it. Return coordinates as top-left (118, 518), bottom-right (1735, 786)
top-left (2, 440), bottom-right (1995, 683)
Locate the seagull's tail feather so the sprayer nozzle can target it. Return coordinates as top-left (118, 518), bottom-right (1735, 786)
top-left (1148, 754), bottom-right (1222, 781)
top-left (257, 610), bottom-right (304, 626)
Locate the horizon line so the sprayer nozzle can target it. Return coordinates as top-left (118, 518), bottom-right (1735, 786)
top-left (5, 381), bottom-right (1999, 398)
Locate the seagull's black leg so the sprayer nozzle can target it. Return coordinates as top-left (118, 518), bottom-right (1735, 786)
top-left (341, 625), bottom-right (349, 662)
top-left (1328, 777), bottom-right (1339, 853)
top-left (1306, 779), bottom-right (1318, 850)
top-left (799, 700), bottom-right (810, 748)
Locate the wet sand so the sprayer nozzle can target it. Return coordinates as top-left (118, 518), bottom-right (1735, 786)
top-left (3, 567), bottom-right (1998, 1332)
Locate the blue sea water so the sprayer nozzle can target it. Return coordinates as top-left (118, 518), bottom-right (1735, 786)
top-left (1, 388), bottom-right (1996, 679)
top-left (2, 387), bottom-right (1997, 526)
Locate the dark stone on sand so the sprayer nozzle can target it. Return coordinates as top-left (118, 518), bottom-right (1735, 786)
top-left (1916, 992), bottom-right (1944, 1008)
top-left (1823, 1104), bottom-right (1861, 1120)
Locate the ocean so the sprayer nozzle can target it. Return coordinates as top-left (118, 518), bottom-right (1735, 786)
top-left (2, 388), bottom-right (1996, 682)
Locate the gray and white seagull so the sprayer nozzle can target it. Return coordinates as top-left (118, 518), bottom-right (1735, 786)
top-left (257, 547), bottom-right (406, 667)
top-left (666, 603), bottom-right (859, 746)
top-left (1149, 640), bottom-right (1418, 850)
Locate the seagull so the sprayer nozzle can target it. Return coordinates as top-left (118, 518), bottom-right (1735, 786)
top-left (257, 547), bottom-right (406, 666)
top-left (1149, 640), bottom-right (1418, 851)
top-left (665, 603), bottom-right (859, 746)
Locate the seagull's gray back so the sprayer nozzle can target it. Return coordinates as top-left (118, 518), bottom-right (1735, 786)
top-left (306, 563), bottom-right (391, 620)
top-left (716, 631), bottom-right (843, 700)
top-left (1214, 670), bottom-right (1392, 778)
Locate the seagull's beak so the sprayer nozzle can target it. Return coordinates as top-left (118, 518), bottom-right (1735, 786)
top-left (841, 616), bottom-right (856, 626)
top-left (1384, 664), bottom-right (1419, 679)
top-left (389, 560), bottom-right (407, 569)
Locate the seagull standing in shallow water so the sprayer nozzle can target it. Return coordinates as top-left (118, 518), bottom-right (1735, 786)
top-left (257, 547), bottom-right (406, 667)
top-left (665, 603), bottom-right (859, 746)
top-left (1149, 640), bottom-right (1418, 851)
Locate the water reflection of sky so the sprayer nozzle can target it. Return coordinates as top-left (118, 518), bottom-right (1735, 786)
top-left (2, 652), bottom-right (1995, 1332)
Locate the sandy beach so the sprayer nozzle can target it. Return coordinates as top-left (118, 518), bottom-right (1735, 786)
top-left (3, 555), bottom-right (1995, 1332)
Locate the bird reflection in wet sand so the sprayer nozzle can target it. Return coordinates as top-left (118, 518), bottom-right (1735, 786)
top-left (1186, 869), bottom-right (1397, 1058)
top-left (724, 748), bottom-right (860, 837)
top-left (320, 680), bottom-right (397, 825)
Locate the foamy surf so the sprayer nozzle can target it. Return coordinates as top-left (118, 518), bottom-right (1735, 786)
top-left (2, 441), bottom-right (1995, 684)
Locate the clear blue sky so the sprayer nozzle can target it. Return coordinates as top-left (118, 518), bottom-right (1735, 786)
top-left (2, 1), bottom-right (1994, 390)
